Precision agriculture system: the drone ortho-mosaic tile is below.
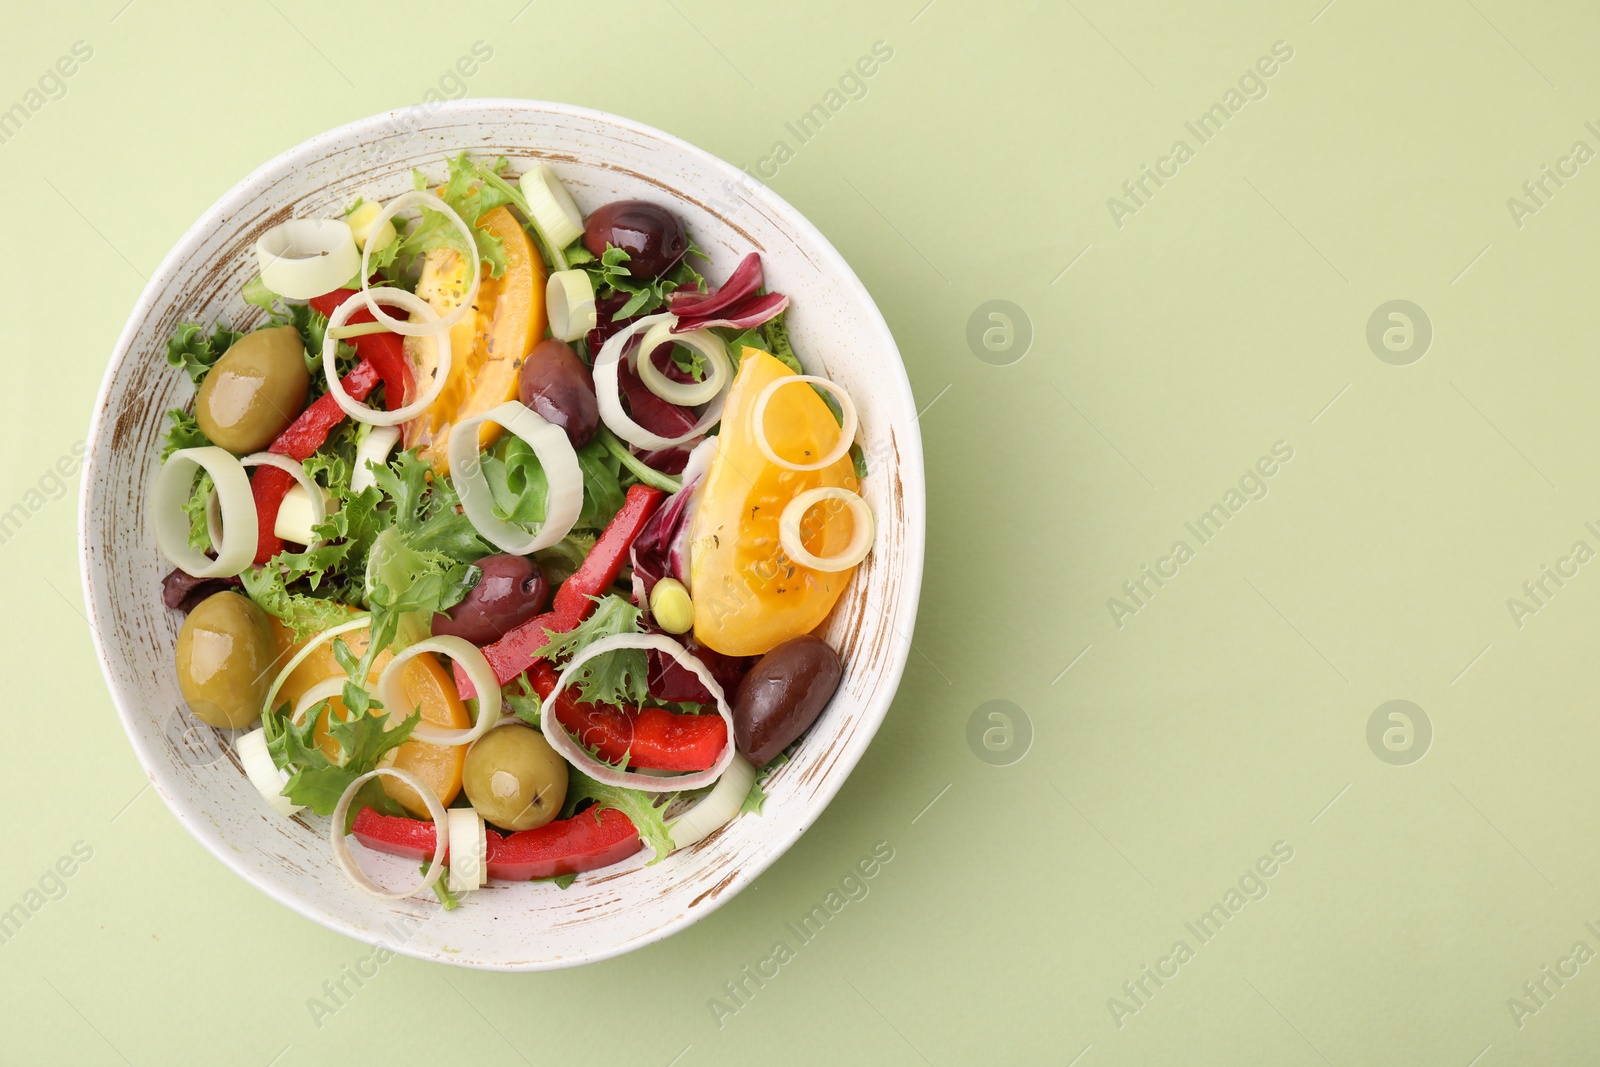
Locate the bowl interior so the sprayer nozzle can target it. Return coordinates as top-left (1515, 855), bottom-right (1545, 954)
top-left (80, 101), bottom-right (925, 969)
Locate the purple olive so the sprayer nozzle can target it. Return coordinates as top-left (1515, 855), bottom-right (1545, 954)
top-left (519, 338), bottom-right (599, 448)
top-left (433, 554), bottom-right (549, 645)
top-left (583, 201), bottom-right (687, 279)
top-left (732, 636), bottom-right (843, 766)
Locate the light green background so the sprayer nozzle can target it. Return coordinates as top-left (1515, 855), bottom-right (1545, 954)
top-left (3, 0), bottom-right (1597, 1063)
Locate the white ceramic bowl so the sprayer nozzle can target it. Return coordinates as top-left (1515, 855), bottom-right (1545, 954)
top-left (78, 101), bottom-right (925, 970)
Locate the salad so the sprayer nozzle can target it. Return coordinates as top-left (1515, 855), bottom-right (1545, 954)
top-left (149, 153), bottom-right (874, 904)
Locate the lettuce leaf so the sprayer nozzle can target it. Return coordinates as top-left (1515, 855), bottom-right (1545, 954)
top-left (161, 409), bottom-right (211, 459)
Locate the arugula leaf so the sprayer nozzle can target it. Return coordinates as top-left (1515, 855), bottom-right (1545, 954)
top-left (562, 770), bottom-right (675, 863)
top-left (580, 241), bottom-right (707, 321)
top-left (533, 595), bottom-right (649, 708)
top-left (161, 408), bottom-right (211, 459)
top-left (165, 322), bottom-right (243, 384)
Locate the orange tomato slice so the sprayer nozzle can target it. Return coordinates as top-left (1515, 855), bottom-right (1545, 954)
top-left (403, 204), bottom-right (546, 474)
top-left (270, 621), bottom-right (467, 817)
top-left (688, 349), bottom-right (860, 656)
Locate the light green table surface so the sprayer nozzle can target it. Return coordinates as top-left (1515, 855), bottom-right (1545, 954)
top-left (4, 0), bottom-right (1598, 1063)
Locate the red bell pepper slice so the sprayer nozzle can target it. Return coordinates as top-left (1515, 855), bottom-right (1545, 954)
top-left (351, 806), bottom-right (440, 862)
top-left (309, 289), bottom-right (414, 411)
top-left (460, 484), bottom-right (666, 696)
top-left (249, 290), bottom-right (419, 565)
top-left (349, 805), bottom-right (642, 882)
top-left (485, 808), bottom-right (643, 882)
top-left (250, 358), bottom-right (383, 564)
top-left (527, 660), bottom-right (726, 772)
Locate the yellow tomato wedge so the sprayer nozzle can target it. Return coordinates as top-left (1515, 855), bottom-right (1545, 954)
top-left (269, 620), bottom-right (468, 817)
top-left (689, 349), bottom-right (860, 656)
top-left (403, 204), bottom-right (545, 474)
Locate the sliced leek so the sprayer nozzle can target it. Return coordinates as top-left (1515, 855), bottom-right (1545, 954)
top-left (636, 319), bottom-right (730, 408)
top-left (256, 218), bottom-right (360, 300)
top-left (594, 314), bottom-right (729, 450)
top-left (542, 633), bottom-right (735, 793)
top-left (446, 808), bottom-right (487, 892)
top-left (750, 374), bottom-right (858, 473)
top-left (376, 636), bottom-right (502, 747)
top-left (152, 446), bottom-right (255, 578)
top-left (323, 287), bottom-right (451, 427)
top-left (357, 191), bottom-right (481, 337)
top-left (448, 401), bottom-right (583, 554)
top-left (668, 754), bottom-right (755, 850)
top-left (331, 767), bottom-right (448, 900)
top-left (519, 163), bottom-right (584, 249)
top-left (546, 269), bottom-right (596, 342)
top-left (237, 727), bottom-right (302, 818)
top-left (260, 614), bottom-right (373, 721)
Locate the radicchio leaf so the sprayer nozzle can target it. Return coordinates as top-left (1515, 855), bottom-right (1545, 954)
top-left (668, 252), bottom-right (764, 317)
top-left (674, 291), bottom-right (789, 333)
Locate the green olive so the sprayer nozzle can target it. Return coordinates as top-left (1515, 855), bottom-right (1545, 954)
top-left (174, 592), bottom-right (277, 729)
top-left (194, 326), bottom-right (309, 454)
top-left (463, 724), bottom-right (568, 832)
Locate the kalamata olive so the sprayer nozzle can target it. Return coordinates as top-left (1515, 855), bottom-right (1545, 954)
top-left (174, 591), bottom-right (277, 729)
top-left (194, 326), bottom-right (309, 454)
top-left (519, 338), bottom-right (599, 448)
top-left (433, 554), bottom-right (548, 644)
top-left (731, 635), bottom-right (843, 766)
top-left (463, 724), bottom-right (568, 831)
top-left (582, 200), bottom-right (687, 279)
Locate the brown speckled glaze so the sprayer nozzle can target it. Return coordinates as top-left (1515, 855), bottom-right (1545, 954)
top-left (78, 101), bottom-right (925, 970)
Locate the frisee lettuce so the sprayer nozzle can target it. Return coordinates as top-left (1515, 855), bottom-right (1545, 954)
top-left (161, 408), bottom-right (210, 459)
top-left (382, 152), bottom-right (515, 279)
top-left (532, 595), bottom-right (649, 708)
top-left (165, 322), bottom-right (243, 384)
